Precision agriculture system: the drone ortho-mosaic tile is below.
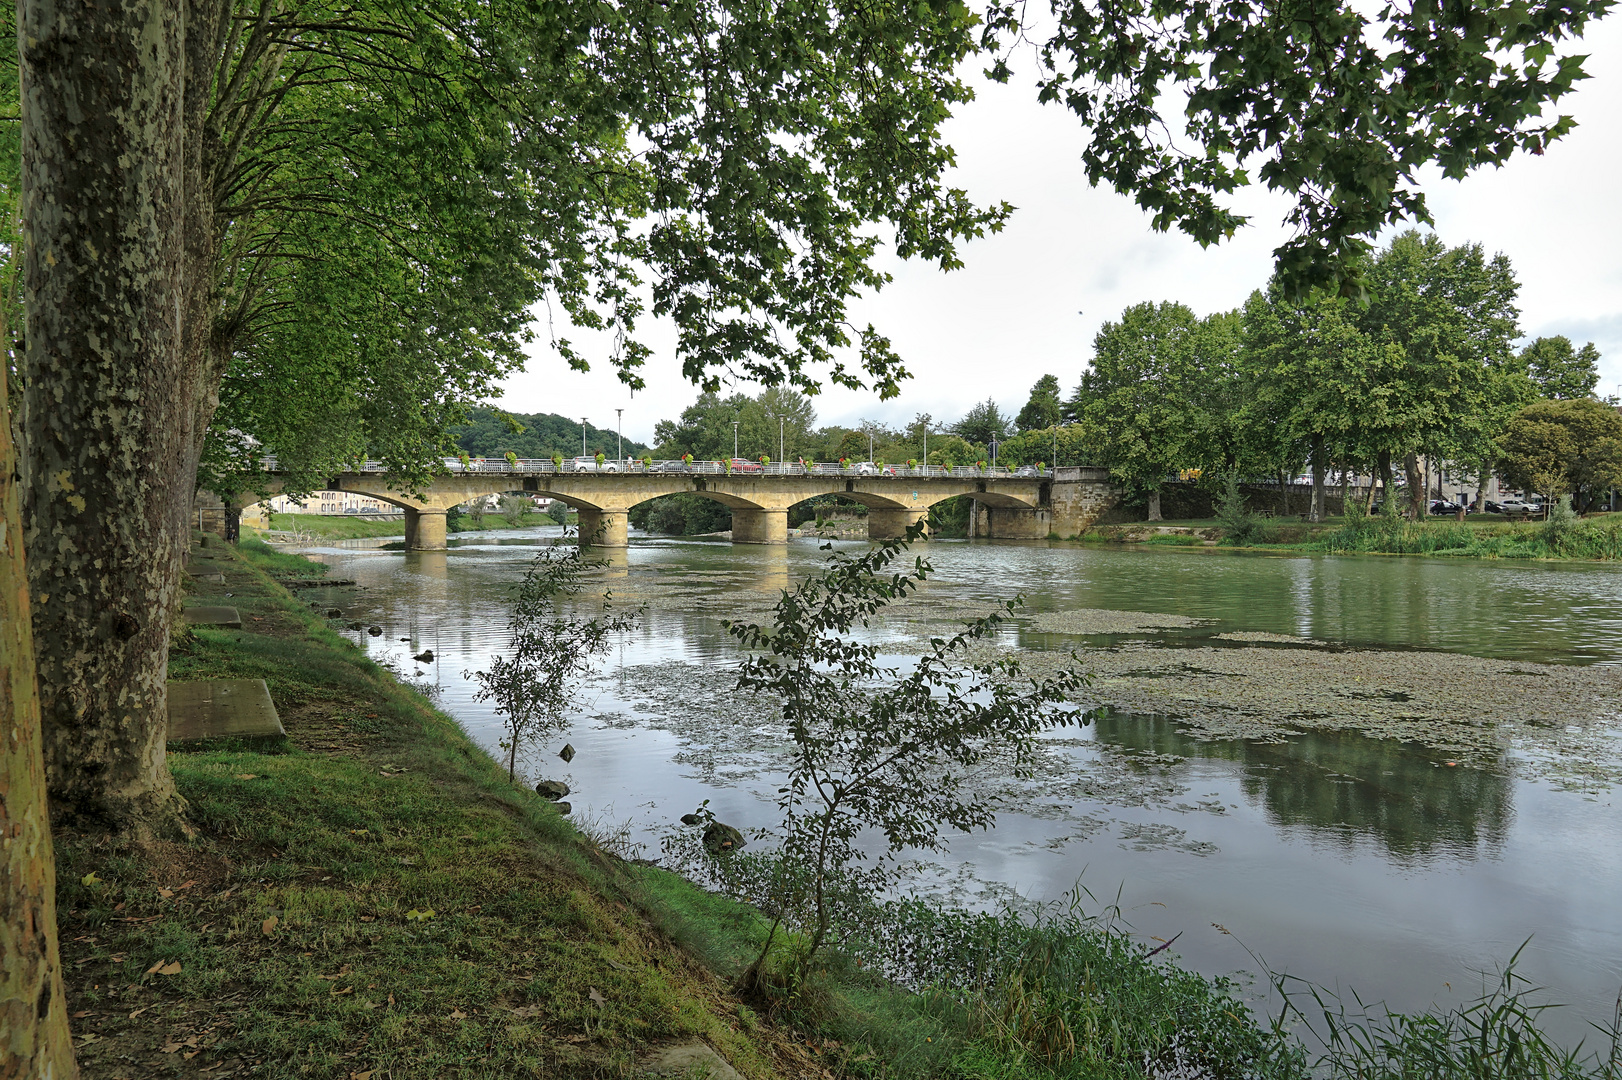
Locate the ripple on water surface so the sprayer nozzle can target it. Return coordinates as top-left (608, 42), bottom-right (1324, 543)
top-left (293, 533), bottom-right (1622, 1042)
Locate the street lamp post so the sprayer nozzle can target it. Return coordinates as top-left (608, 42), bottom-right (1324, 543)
top-left (615, 408), bottom-right (623, 464)
top-left (989, 436), bottom-right (1000, 466)
top-left (779, 416), bottom-right (785, 469)
top-left (732, 420), bottom-right (740, 461)
top-left (581, 417), bottom-right (588, 459)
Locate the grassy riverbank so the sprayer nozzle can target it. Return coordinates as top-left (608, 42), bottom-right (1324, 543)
top-left (1075, 511), bottom-right (1622, 560)
top-left (260, 510), bottom-right (564, 542)
top-left (52, 538), bottom-right (1621, 1078)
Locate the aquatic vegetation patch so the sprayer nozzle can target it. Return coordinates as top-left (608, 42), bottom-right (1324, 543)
top-left (1029, 608), bottom-right (1215, 635)
top-left (997, 640), bottom-right (1622, 786)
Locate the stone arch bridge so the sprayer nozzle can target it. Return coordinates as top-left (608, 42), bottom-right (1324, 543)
top-left (266, 463), bottom-right (1116, 550)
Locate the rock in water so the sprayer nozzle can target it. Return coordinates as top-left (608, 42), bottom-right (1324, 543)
top-left (558, 743), bottom-right (576, 763)
top-left (535, 779), bottom-right (570, 801)
top-left (412, 650), bottom-right (434, 663)
top-left (702, 822), bottom-right (746, 856)
top-left (367, 626), bottom-right (383, 636)
top-left (327, 608), bottom-right (343, 618)
top-left (679, 813), bottom-right (703, 826)
top-left (553, 802), bottom-right (572, 816)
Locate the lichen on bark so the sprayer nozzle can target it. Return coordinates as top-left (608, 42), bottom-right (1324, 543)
top-left (19, 0), bottom-right (192, 836)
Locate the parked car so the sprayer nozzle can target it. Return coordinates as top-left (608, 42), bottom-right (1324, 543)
top-left (725, 458), bottom-right (762, 473)
top-left (567, 456), bottom-right (620, 473)
top-left (1013, 464), bottom-right (1044, 477)
top-left (654, 459), bottom-right (693, 473)
top-left (1497, 497), bottom-right (1540, 516)
top-left (1429, 499), bottom-right (1465, 515)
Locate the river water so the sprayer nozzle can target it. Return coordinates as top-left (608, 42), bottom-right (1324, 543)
top-left (290, 529), bottom-right (1622, 1045)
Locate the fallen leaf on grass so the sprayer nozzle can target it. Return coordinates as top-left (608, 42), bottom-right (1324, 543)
top-left (350, 1071), bottom-right (374, 1080)
top-left (178, 880), bottom-right (197, 890)
top-left (81, 872), bottom-right (100, 886)
top-left (330, 986), bottom-right (353, 996)
top-left (404, 908), bottom-right (435, 922)
top-left (233, 774), bottom-right (258, 780)
top-left (128, 1007), bottom-right (148, 1019)
top-left (145, 959), bottom-right (182, 976)
top-left (72, 1010), bottom-right (91, 1019)
top-left (158, 888), bottom-right (174, 899)
top-left (184, 1050), bottom-right (201, 1060)
top-left (261, 916), bottom-right (279, 936)
top-left (161, 1043), bottom-right (183, 1054)
top-left (448, 1008), bottom-right (467, 1020)
top-left (588, 987), bottom-right (607, 1005)
top-left (606, 958), bottom-right (630, 971)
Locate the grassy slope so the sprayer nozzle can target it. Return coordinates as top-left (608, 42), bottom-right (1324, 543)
top-left (1071, 513), bottom-right (1622, 560)
top-left (53, 538), bottom-right (802, 1080)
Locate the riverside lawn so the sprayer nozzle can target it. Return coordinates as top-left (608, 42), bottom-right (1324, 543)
top-left (50, 538), bottom-right (1622, 1079)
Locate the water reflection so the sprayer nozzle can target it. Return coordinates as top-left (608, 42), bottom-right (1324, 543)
top-left (1093, 712), bottom-right (1513, 860)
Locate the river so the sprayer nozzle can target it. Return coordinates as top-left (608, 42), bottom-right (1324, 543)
top-left (288, 528), bottom-right (1622, 1046)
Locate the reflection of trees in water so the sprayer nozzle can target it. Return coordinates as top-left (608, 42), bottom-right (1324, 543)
top-left (1090, 712), bottom-right (1513, 860)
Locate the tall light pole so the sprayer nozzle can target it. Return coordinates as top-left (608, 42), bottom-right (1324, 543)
top-left (580, 417), bottom-right (588, 458)
top-left (732, 419), bottom-right (740, 461)
top-left (615, 408), bottom-right (623, 463)
top-left (779, 416), bottom-right (785, 467)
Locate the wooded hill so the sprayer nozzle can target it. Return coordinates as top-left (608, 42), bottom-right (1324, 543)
top-left (451, 408), bottom-right (650, 461)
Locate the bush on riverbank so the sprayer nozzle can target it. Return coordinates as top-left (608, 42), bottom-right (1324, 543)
top-left (1310, 510), bottom-right (1622, 559)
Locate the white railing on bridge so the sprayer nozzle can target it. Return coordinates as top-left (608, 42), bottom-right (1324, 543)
top-left (267, 457), bottom-right (1054, 480)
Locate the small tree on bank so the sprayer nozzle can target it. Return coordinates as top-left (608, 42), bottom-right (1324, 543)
top-left (721, 523), bottom-right (1086, 991)
top-left (471, 531), bottom-right (640, 782)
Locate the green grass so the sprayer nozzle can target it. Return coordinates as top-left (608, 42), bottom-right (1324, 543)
top-left (56, 540), bottom-right (793, 1079)
top-left (265, 512), bottom-right (409, 539)
top-left (1307, 513), bottom-right (1622, 560)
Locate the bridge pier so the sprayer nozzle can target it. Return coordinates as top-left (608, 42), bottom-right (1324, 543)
top-left (867, 508), bottom-right (930, 541)
top-left (984, 506), bottom-right (1051, 539)
top-left (404, 507), bottom-right (448, 550)
top-left (576, 507), bottom-right (629, 548)
top-left (731, 508), bottom-right (788, 545)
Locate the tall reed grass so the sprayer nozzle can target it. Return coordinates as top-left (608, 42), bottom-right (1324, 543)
top-left (650, 832), bottom-right (1622, 1079)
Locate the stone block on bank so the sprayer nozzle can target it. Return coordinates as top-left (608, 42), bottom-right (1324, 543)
top-left (184, 605), bottom-right (244, 629)
top-left (167, 678), bottom-right (286, 747)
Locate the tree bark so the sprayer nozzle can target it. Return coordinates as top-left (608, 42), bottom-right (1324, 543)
top-left (1376, 451), bottom-right (1393, 512)
top-left (2, 346), bottom-right (79, 1078)
top-left (1404, 452), bottom-right (1425, 518)
top-left (1146, 490), bottom-right (1163, 521)
top-left (1309, 435), bottom-right (1326, 522)
top-left (20, 1), bottom-right (192, 835)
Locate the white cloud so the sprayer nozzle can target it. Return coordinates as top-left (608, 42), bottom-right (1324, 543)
top-left (495, 18), bottom-right (1622, 442)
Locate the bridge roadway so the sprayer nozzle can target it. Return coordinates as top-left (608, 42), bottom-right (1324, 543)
top-left (301, 462), bottom-right (1115, 549)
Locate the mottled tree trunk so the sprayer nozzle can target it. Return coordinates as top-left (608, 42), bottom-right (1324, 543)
top-left (1146, 490), bottom-right (1163, 522)
top-left (1309, 436), bottom-right (1325, 522)
top-left (2, 348), bottom-right (79, 1077)
top-left (19, 1), bottom-right (192, 834)
top-left (1405, 452), bottom-right (1425, 519)
top-left (1375, 451), bottom-right (1393, 512)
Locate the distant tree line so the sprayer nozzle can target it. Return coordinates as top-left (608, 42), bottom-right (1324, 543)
top-left (451, 409), bottom-right (651, 462)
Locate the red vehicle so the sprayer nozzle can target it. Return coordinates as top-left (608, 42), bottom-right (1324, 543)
top-left (727, 457), bottom-right (762, 473)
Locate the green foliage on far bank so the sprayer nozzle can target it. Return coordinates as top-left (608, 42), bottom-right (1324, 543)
top-left (451, 407), bottom-right (650, 462)
top-left (1310, 508), bottom-right (1622, 560)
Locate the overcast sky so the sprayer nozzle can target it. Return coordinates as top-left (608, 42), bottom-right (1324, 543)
top-left (494, 18), bottom-right (1622, 446)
